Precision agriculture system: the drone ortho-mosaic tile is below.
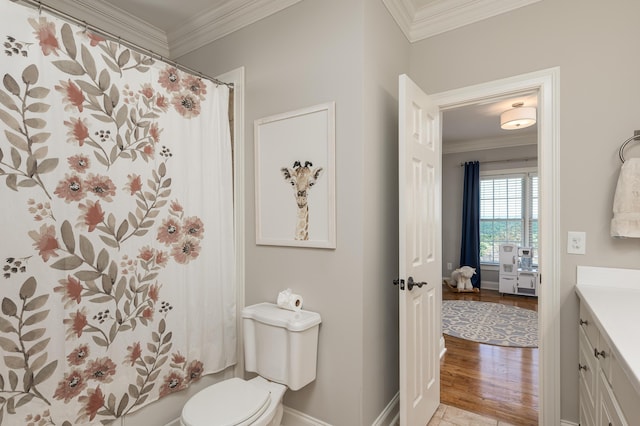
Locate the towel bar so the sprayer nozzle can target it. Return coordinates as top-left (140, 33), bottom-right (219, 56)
top-left (618, 131), bottom-right (640, 163)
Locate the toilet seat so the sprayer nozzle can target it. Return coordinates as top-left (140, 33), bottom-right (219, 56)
top-left (181, 378), bottom-right (271, 426)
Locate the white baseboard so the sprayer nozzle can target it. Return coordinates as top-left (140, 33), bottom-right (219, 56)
top-left (282, 406), bottom-right (332, 426)
top-left (168, 402), bottom-right (572, 426)
top-left (282, 393), bottom-right (400, 426)
top-left (439, 335), bottom-right (446, 359)
top-left (371, 392), bottom-right (399, 426)
top-left (481, 280), bottom-right (499, 291)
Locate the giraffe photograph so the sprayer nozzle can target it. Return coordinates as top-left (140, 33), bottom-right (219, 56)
top-left (254, 102), bottom-right (336, 248)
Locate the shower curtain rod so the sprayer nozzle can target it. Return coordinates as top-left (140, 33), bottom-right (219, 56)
top-left (459, 157), bottom-right (537, 167)
top-left (14, 0), bottom-right (233, 88)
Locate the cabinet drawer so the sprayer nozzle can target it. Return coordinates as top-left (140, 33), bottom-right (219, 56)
top-left (598, 371), bottom-right (628, 426)
top-left (579, 303), bottom-right (599, 349)
top-left (579, 375), bottom-right (595, 426)
top-left (596, 333), bottom-right (612, 384)
top-left (611, 355), bottom-right (640, 424)
top-left (579, 327), bottom-right (597, 409)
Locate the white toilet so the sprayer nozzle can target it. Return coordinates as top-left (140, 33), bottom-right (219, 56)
top-left (181, 302), bottom-right (321, 426)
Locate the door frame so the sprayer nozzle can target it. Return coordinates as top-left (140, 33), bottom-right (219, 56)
top-left (428, 67), bottom-right (560, 425)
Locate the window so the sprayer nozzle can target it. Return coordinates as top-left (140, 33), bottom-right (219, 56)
top-left (480, 170), bottom-right (538, 265)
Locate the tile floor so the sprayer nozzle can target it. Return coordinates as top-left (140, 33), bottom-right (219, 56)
top-left (427, 404), bottom-right (518, 426)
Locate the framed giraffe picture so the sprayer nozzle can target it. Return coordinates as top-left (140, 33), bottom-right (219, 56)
top-left (254, 102), bottom-right (336, 249)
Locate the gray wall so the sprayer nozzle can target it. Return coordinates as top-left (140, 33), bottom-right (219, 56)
top-left (362, 0), bottom-right (409, 423)
top-left (410, 0), bottom-right (640, 422)
top-left (175, 0), bottom-right (640, 424)
top-left (442, 144), bottom-right (538, 286)
top-left (179, 0), bottom-right (409, 424)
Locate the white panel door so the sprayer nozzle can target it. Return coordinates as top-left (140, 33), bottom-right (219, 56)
top-left (398, 74), bottom-right (441, 426)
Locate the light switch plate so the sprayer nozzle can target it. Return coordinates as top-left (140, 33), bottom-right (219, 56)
top-left (567, 231), bottom-right (586, 255)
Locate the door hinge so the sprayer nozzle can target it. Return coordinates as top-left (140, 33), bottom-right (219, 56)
top-left (393, 279), bottom-right (405, 290)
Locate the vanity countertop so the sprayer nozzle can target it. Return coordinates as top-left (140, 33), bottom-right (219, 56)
top-left (575, 266), bottom-right (640, 396)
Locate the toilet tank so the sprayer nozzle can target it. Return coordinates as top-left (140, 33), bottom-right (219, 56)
top-left (242, 302), bottom-right (321, 391)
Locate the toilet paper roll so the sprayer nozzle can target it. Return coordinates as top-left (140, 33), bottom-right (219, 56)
top-left (277, 288), bottom-right (303, 312)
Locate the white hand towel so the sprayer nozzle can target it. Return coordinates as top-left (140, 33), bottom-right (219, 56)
top-left (611, 157), bottom-right (640, 238)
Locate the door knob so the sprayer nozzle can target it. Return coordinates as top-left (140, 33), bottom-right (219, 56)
top-left (407, 276), bottom-right (427, 291)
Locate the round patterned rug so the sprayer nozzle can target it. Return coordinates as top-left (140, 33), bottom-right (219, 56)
top-left (442, 300), bottom-right (538, 348)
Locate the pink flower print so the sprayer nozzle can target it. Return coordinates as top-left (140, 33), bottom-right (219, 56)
top-left (84, 357), bottom-right (117, 383)
top-left (148, 283), bottom-right (160, 302)
top-left (68, 154), bottom-right (91, 173)
top-left (28, 224), bottom-right (59, 262)
top-left (78, 200), bottom-right (105, 232)
top-left (126, 174), bottom-right (142, 195)
top-left (139, 83), bottom-right (154, 99)
top-left (187, 360), bottom-right (204, 382)
top-left (143, 143), bottom-right (155, 156)
top-left (54, 275), bottom-right (83, 307)
top-left (138, 246), bottom-right (154, 262)
top-left (142, 307), bottom-right (154, 320)
top-left (27, 199), bottom-right (53, 221)
top-left (28, 16), bottom-right (59, 56)
top-left (171, 352), bottom-right (186, 365)
top-left (86, 32), bottom-right (105, 46)
top-left (55, 79), bottom-right (85, 112)
top-left (149, 122), bottom-right (162, 143)
top-left (67, 344), bottom-right (90, 366)
top-left (170, 200), bottom-right (183, 213)
top-left (183, 75), bottom-right (207, 99)
top-left (159, 371), bottom-right (185, 398)
top-left (120, 254), bottom-right (136, 275)
top-left (84, 174), bottom-right (116, 201)
top-left (78, 386), bottom-right (105, 421)
top-left (53, 369), bottom-right (86, 402)
top-left (155, 250), bottom-right (169, 267)
top-left (54, 174), bottom-right (85, 203)
top-left (159, 66), bottom-right (181, 92)
top-left (64, 117), bottom-right (90, 146)
top-left (64, 308), bottom-right (88, 339)
top-left (157, 217), bottom-right (182, 245)
top-left (183, 216), bottom-right (204, 239)
top-left (122, 84), bottom-right (139, 104)
top-left (125, 342), bottom-right (142, 366)
top-left (171, 237), bottom-right (201, 264)
top-left (172, 92), bottom-right (201, 118)
top-left (156, 94), bottom-right (169, 112)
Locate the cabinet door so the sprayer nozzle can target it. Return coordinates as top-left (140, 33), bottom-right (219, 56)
top-left (499, 276), bottom-right (517, 294)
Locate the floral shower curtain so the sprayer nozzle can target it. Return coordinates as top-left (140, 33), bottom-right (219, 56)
top-left (0, 1), bottom-right (236, 425)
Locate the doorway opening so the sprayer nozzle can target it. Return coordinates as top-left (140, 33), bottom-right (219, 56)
top-left (439, 91), bottom-right (539, 423)
top-left (427, 67), bottom-right (560, 426)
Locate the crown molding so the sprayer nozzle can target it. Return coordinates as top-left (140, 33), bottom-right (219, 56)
top-left (168, 0), bottom-right (303, 58)
top-left (38, 0), bottom-right (170, 57)
top-left (384, 0), bottom-right (541, 43)
top-left (443, 133), bottom-right (536, 154)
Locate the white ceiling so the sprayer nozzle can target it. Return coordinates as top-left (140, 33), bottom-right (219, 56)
top-left (39, 0), bottom-right (539, 146)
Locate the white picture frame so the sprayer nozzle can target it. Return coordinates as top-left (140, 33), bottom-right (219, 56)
top-left (254, 102), bottom-right (336, 249)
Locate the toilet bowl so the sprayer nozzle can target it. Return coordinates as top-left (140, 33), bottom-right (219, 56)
top-left (180, 303), bottom-right (321, 426)
top-left (180, 376), bottom-right (286, 426)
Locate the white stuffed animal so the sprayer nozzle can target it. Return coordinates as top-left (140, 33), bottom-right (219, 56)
top-left (451, 266), bottom-right (476, 290)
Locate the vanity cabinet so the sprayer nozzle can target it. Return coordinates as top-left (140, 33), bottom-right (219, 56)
top-left (578, 302), bottom-right (640, 426)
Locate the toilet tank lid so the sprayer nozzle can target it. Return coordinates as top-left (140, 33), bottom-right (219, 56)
top-left (242, 302), bottom-right (321, 331)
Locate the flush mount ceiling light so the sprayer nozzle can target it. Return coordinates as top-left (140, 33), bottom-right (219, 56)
top-left (500, 102), bottom-right (536, 130)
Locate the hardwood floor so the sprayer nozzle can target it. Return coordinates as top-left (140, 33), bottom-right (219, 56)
top-left (440, 286), bottom-right (538, 425)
